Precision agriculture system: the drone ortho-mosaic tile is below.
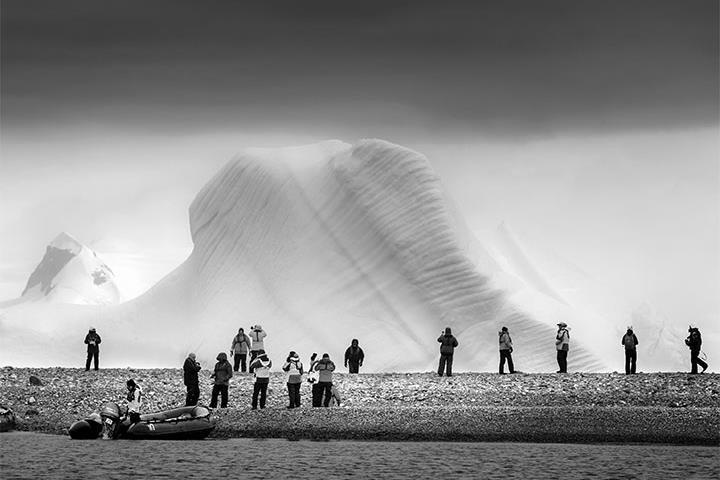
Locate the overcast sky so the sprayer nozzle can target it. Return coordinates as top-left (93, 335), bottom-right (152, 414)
top-left (1, 1), bottom-right (718, 325)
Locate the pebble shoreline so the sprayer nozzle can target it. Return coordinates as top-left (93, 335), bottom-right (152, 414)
top-left (1, 368), bottom-right (718, 445)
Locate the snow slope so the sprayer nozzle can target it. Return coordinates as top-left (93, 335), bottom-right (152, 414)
top-left (1, 140), bottom-right (676, 372)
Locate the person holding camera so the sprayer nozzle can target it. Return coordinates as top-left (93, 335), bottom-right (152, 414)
top-left (125, 379), bottom-right (143, 423)
top-left (248, 325), bottom-right (267, 374)
top-left (685, 326), bottom-right (708, 374)
top-left (282, 351), bottom-right (304, 408)
top-left (249, 350), bottom-right (272, 409)
top-left (183, 352), bottom-right (201, 406)
top-left (437, 327), bottom-right (458, 377)
top-left (230, 328), bottom-right (251, 373)
top-left (84, 327), bottom-right (101, 371)
top-left (498, 326), bottom-right (515, 374)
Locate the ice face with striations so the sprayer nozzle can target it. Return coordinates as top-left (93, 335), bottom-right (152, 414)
top-left (1, 140), bottom-right (617, 371)
top-left (122, 139), bottom-right (608, 371)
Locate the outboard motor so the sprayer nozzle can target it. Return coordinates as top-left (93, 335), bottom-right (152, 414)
top-left (100, 402), bottom-right (122, 439)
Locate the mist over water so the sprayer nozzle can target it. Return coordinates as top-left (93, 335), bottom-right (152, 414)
top-left (1, 433), bottom-right (717, 479)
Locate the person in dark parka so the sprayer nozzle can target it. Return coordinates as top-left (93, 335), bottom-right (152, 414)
top-left (437, 327), bottom-right (459, 377)
top-left (344, 339), bottom-right (365, 374)
top-left (209, 352), bottom-right (233, 408)
top-left (498, 326), bottom-right (515, 374)
top-left (183, 353), bottom-right (201, 406)
top-left (685, 326), bottom-right (708, 374)
top-left (84, 327), bottom-right (101, 371)
top-left (621, 326), bottom-right (639, 374)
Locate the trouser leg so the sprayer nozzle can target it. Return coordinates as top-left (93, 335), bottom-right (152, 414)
top-left (210, 385), bottom-right (220, 407)
top-left (252, 383), bottom-right (260, 408)
top-left (507, 352), bottom-right (514, 373)
top-left (625, 350), bottom-right (632, 374)
top-left (93, 351), bottom-right (99, 370)
top-left (630, 350), bottom-right (637, 374)
top-left (446, 355), bottom-right (453, 376)
top-left (312, 383), bottom-right (321, 407)
top-left (233, 354), bottom-right (240, 372)
top-left (240, 354), bottom-right (247, 373)
top-left (438, 355), bottom-right (446, 376)
top-left (86, 352), bottom-right (92, 371)
top-left (499, 351), bottom-right (506, 373)
top-left (259, 383), bottom-right (267, 408)
top-left (293, 383), bottom-right (301, 407)
top-left (321, 382), bottom-right (332, 407)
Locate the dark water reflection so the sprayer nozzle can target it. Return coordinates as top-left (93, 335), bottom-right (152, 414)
top-left (0, 432), bottom-right (717, 479)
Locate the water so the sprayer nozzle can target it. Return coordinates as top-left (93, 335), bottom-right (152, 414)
top-left (0, 432), bottom-right (717, 479)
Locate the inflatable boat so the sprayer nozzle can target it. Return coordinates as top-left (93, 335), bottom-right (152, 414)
top-left (70, 403), bottom-right (216, 440)
top-left (68, 413), bottom-right (103, 439)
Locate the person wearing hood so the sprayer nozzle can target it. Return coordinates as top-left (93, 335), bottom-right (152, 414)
top-left (125, 379), bottom-right (143, 423)
top-left (183, 353), bottom-right (201, 406)
top-left (344, 339), bottom-right (365, 374)
top-left (621, 326), bottom-right (639, 374)
top-left (249, 350), bottom-right (272, 409)
top-left (84, 327), bottom-right (102, 371)
top-left (312, 353), bottom-right (336, 407)
top-left (498, 326), bottom-right (515, 374)
top-left (555, 322), bottom-right (570, 373)
top-left (282, 351), bottom-right (304, 408)
top-left (437, 327), bottom-right (459, 377)
top-left (685, 326), bottom-right (708, 374)
top-left (210, 352), bottom-right (233, 408)
top-left (248, 325), bottom-right (267, 373)
top-left (230, 328), bottom-right (251, 373)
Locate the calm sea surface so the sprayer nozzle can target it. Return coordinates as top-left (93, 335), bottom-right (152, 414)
top-left (0, 432), bottom-right (717, 479)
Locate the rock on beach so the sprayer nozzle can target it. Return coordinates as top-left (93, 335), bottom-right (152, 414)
top-left (0, 367), bottom-right (717, 445)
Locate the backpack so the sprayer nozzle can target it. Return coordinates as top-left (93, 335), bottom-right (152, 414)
top-left (623, 334), bottom-right (635, 349)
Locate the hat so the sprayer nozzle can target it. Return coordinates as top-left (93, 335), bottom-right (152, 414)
top-left (322, 353), bottom-right (330, 358)
top-left (501, 326), bottom-right (508, 332)
top-left (626, 325), bottom-right (633, 331)
top-left (188, 352), bottom-right (196, 359)
top-left (557, 322), bottom-right (567, 328)
top-left (89, 327), bottom-right (96, 331)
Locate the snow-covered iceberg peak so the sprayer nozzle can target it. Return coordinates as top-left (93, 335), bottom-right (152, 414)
top-left (20, 232), bottom-right (120, 305)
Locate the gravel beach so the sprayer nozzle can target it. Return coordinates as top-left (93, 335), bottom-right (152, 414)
top-left (1, 368), bottom-right (718, 445)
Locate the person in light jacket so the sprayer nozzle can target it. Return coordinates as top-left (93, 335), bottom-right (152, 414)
top-left (210, 352), bottom-right (233, 408)
top-left (555, 322), bottom-right (570, 373)
top-left (125, 379), bottom-right (143, 423)
top-left (249, 350), bottom-right (272, 409)
top-left (498, 326), bottom-right (515, 374)
top-left (437, 327), bottom-right (458, 377)
top-left (282, 351), bottom-right (304, 409)
top-left (183, 353), bottom-right (201, 406)
top-left (248, 325), bottom-right (267, 373)
top-left (313, 353), bottom-right (336, 407)
top-left (230, 328), bottom-right (251, 373)
top-left (621, 326), bottom-right (639, 374)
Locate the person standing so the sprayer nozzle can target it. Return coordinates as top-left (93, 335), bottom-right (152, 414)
top-left (209, 352), bottom-right (233, 408)
top-left (84, 327), bottom-right (101, 371)
top-left (183, 353), bottom-right (201, 406)
top-left (498, 326), bottom-right (515, 374)
top-left (437, 327), bottom-right (458, 377)
top-left (344, 339), bottom-right (365, 374)
top-left (125, 379), bottom-right (143, 423)
top-left (250, 350), bottom-right (272, 409)
top-left (313, 353), bottom-right (336, 407)
top-left (282, 351), bottom-right (303, 408)
top-left (248, 325), bottom-right (267, 374)
top-left (621, 326), bottom-right (639, 374)
top-left (555, 322), bottom-right (570, 373)
top-left (230, 328), bottom-right (251, 373)
top-left (685, 326), bottom-right (708, 374)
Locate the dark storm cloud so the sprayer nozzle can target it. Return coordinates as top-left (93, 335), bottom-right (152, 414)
top-left (2, 0), bottom-right (717, 135)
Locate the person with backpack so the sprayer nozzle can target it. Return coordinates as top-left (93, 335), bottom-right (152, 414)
top-left (282, 351), bottom-right (304, 408)
top-left (555, 322), bottom-right (570, 373)
top-left (437, 327), bottom-right (459, 377)
top-left (621, 326), bottom-right (639, 374)
top-left (498, 326), bottom-right (515, 374)
top-left (248, 325), bottom-right (267, 373)
top-left (685, 326), bottom-right (708, 374)
top-left (183, 352), bottom-right (201, 406)
top-left (84, 327), bottom-right (101, 371)
top-left (209, 352), bottom-right (233, 408)
top-left (313, 353), bottom-right (336, 407)
top-left (344, 339), bottom-right (365, 374)
top-left (230, 328), bottom-right (251, 373)
top-left (249, 350), bottom-right (272, 409)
